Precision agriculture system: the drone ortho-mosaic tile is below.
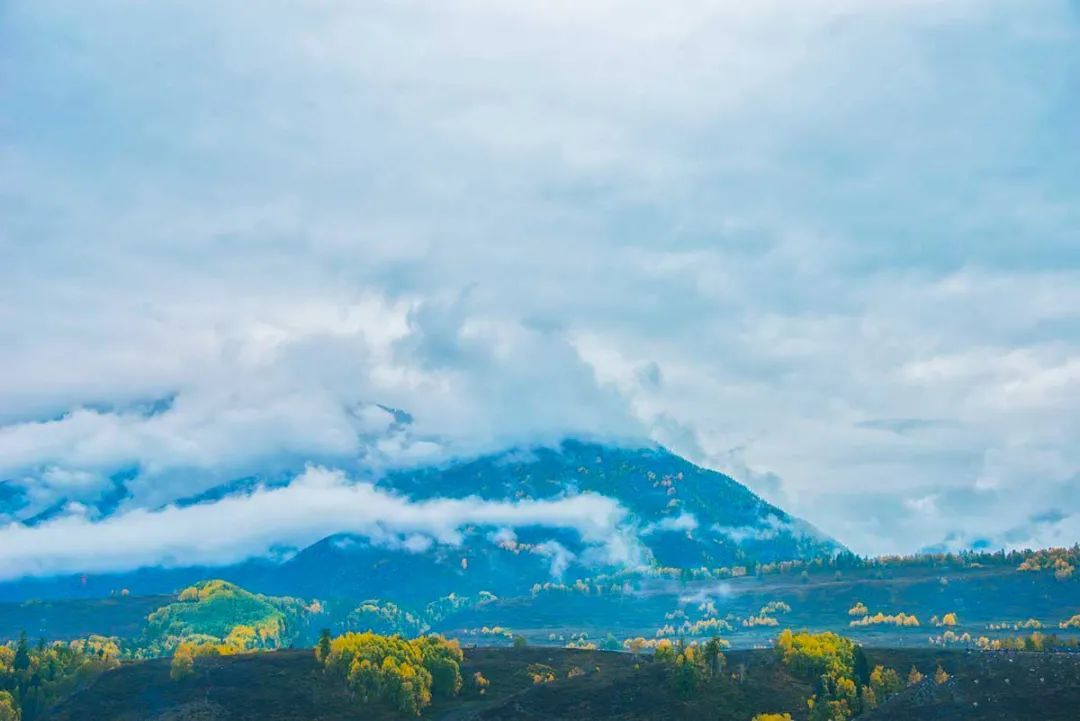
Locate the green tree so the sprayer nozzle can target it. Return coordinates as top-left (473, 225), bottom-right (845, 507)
top-left (868, 664), bottom-right (903, 706)
top-left (13, 633), bottom-right (29, 672)
top-left (0, 692), bottom-right (16, 721)
top-left (322, 631), bottom-right (462, 715)
top-left (415, 635), bottom-right (463, 698)
top-left (852, 646), bottom-right (870, 686)
top-left (316, 628), bottom-right (332, 663)
top-left (671, 644), bottom-right (706, 697)
top-left (703, 637), bottom-right (727, 676)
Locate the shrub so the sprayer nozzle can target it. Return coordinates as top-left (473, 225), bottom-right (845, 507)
top-left (527, 663), bottom-right (557, 684)
top-left (470, 671), bottom-right (490, 695)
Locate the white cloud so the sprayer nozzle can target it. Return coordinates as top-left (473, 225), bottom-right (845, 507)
top-left (644, 513), bottom-right (699, 535)
top-left (0, 467), bottom-right (632, 581)
top-left (712, 514), bottom-right (791, 545)
top-left (0, 0), bottom-right (1077, 561)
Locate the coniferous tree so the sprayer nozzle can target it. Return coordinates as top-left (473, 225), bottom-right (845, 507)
top-left (12, 633), bottom-right (29, 672)
top-left (316, 629), bottom-right (333, 664)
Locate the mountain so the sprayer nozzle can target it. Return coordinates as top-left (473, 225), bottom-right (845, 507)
top-left (384, 440), bottom-right (839, 566)
top-left (0, 440), bottom-right (843, 603)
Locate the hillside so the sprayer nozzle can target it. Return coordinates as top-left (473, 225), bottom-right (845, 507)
top-left (38, 647), bottom-right (813, 721)
top-left (381, 440), bottom-right (841, 567)
top-left (40, 646), bottom-right (1080, 721)
top-left (2, 550), bottom-right (1079, 654)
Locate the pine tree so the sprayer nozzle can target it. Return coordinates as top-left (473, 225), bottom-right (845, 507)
top-left (316, 629), bottom-right (332, 664)
top-left (13, 632), bottom-right (29, 672)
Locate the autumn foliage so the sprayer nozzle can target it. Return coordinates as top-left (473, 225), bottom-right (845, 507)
top-left (320, 632), bottom-right (463, 715)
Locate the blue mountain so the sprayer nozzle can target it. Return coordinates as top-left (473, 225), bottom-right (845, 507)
top-left (0, 441), bottom-right (843, 603)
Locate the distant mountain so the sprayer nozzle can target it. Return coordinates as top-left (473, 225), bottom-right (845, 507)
top-left (0, 440), bottom-right (843, 603)
top-left (383, 440), bottom-right (840, 566)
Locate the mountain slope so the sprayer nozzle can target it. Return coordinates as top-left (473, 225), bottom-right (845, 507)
top-left (0, 441), bottom-right (842, 604)
top-left (383, 440), bottom-right (840, 566)
top-left (253, 441), bottom-right (842, 602)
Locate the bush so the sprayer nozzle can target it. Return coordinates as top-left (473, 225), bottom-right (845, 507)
top-left (470, 671), bottom-right (490, 695)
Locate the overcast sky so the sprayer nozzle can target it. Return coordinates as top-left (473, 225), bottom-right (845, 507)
top-left (1, 0), bottom-right (1078, 571)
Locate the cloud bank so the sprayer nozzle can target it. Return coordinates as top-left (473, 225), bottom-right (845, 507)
top-left (0, 0), bottom-right (1077, 561)
top-left (0, 467), bottom-right (632, 581)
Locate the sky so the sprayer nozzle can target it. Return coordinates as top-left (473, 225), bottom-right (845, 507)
top-left (1, 0), bottom-right (1079, 577)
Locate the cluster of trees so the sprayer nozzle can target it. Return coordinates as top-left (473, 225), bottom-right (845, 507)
top-left (559, 631), bottom-right (620, 650)
top-left (345, 593), bottom-right (500, 637)
top-left (987, 618), bottom-right (1042, 630)
top-left (741, 600), bottom-right (791, 629)
top-left (928, 630), bottom-right (973, 647)
top-left (168, 623), bottom-right (271, 680)
top-left (652, 637), bottom-right (727, 697)
top-left (975, 633), bottom-right (1080, 652)
top-left (0, 633), bottom-right (119, 720)
top-left (656, 616), bottom-right (734, 637)
top-left (526, 663), bottom-right (557, 684)
top-left (524, 546), bottom-right (1080, 612)
top-left (849, 612), bottom-right (920, 628)
top-left (318, 631), bottom-right (464, 716)
top-left (142, 580), bottom-right (314, 659)
top-left (530, 579), bottom-right (630, 596)
top-left (1017, 548), bottom-right (1078, 580)
top-left (622, 636), bottom-right (731, 656)
top-left (463, 625), bottom-right (514, 641)
top-left (775, 630), bottom-right (924, 721)
top-left (347, 600), bottom-right (428, 637)
top-left (424, 592), bottom-right (497, 625)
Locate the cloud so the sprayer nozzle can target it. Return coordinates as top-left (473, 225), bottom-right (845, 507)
top-left (644, 512), bottom-right (699, 535)
top-left (0, 467), bottom-right (633, 581)
top-left (0, 0), bottom-right (1077, 560)
top-left (712, 514), bottom-right (802, 545)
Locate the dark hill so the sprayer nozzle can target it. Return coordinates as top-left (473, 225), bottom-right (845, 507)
top-left (41, 647), bottom-right (1080, 721)
top-left (42, 647), bottom-right (813, 721)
